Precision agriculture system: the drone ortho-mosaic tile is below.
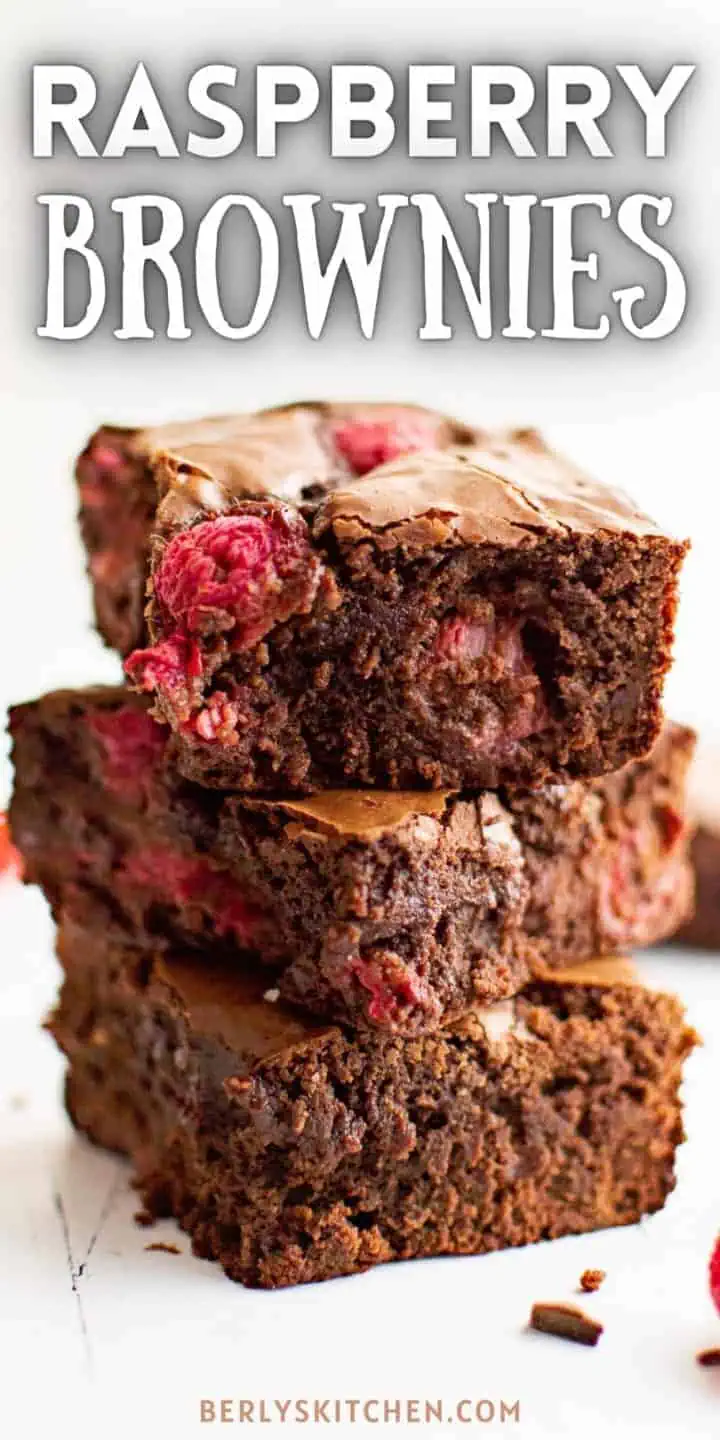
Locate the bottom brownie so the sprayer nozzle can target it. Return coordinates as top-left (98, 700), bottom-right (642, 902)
top-left (49, 917), bottom-right (695, 1289)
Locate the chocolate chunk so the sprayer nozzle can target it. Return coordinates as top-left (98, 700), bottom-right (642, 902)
top-left (530, 1302), bottom-right (604, 1347)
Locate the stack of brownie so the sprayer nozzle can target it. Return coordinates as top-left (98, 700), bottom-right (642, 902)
top-left (9, 402), bottom-right (699, 1288)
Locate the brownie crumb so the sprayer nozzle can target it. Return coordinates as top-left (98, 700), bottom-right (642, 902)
top-left (144, 1241), bottom-right (181, 1255)
top-left (134, 1209), bottom-right (155, 1228)
top-left (579, 1268), bottom-right (606, 1294)
top-left (697, 1348), bottom-right (720, 1368)
top-left (530, 1302), bottom-right (604, 1347)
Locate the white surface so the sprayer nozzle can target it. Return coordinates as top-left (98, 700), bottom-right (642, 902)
top-left (1, 875), bottom-right (719, 1440)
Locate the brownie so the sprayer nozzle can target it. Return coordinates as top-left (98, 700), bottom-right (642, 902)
top-left (49, 921), bottom-right (696, 1290)
top-left (672, 744), bottom-right (720, 949)
top-left (76, 402), bottom-right (478, 656)
top-left (124, 434), bottom-right (688, 793)
top-left (9, 686), bottom-right (695, 1033)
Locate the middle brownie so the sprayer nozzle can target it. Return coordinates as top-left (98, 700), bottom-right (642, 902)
top-left (9, 687), bottom-right (694, 1034)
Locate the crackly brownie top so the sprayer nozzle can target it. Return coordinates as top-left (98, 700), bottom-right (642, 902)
top-left (244, 789), bottom-right (517, 849)
top-left (150, 951), bottom-right (640, 1069)
top-left (131, 401), bottom-right (479, 527)
top-left (314, 432), bottom-right (676, 550)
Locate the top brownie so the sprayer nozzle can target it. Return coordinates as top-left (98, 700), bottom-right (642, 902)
top-left (76, 402), bottom-right (478, 656)
top-left (125, 432), bottom-right (688, 793)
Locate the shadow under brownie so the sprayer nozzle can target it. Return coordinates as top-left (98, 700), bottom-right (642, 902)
top-left (50, 923), bottom-right (696, 1290)
top-left (10, 686), bottom-right (695, 1033)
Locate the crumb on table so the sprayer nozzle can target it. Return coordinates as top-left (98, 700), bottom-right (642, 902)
top-left (697, 1348), bottom-right (720, 1368)
top-left (580, 1268), bottom-right (606, 1293)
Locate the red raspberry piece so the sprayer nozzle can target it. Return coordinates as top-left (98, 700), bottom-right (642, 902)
top-left (193, 692), bottom-right (241, 744)
top-left (91, 444), bottom-right (124, 473)
top-left (599, 832), bottom-right (683, 946)
top-left (601, 836), bottom-right (640, 943)
top-left (349, 955), bottom-right (429, 1026)
top-left (154, 506), bottom-right (318, 642)
top-left (154, 507), bottom-right (321, 650)
top-left (127, 508), bottom-right (322, 736)
top-left (332, 412), bottom-right (445, 475)
top-left (710, 1236), bottom-right (720, 1316)
top-left (121, 844), bottom-right (267, 946)
top-left (434, 612), bottom-right (547, 760)
top-left (77, 441), bottom-right (128, 508)
top-left (125, 633), bottom-right (202, 705)
top-left (436, 615), bottom-right (494, 661)
top-left (436, 613), bottom-right (532, 676)
top-left (88, 706), bottom-right (167, 798)
top-left (0, 814), bottom-right (22, 881)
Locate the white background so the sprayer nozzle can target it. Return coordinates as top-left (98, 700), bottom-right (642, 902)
top-left (1, 1), bottom-right (719, 1437)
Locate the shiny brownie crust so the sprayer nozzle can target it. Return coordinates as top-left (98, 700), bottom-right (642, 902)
top-left (50, 931), bottom-right (695, 1290)
top-left (10, 687), bottom-right (695, 1033)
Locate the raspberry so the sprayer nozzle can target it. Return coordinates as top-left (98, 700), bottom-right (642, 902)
top-left (125, 633), bottom-right (202, 706)
top-left (710, 1236), bottom-right (720, 1315)
top-left (601, 836), bottom-right (640, 943)
top-left (350, 954), bottom-right (429, 1026)
top-left (193, 693), bottom-right (241, 744)
top-left (599, 835), bottom-right (683, 946)
top-left (91, 444), bottom-right (124, 474)
top-left (436, 616), bottom-right (494, 661)
top-left (436, 613), bottom-right (530, 675)
top-left (432, 611), bottom-right (547, 764)
top-left (154, 507), bottom-right (321, 650)
top-left (126, 508), bottom-right (323, 739)
top-left (88, 706), bottom-right (167, 798)
top-left (332, 412), bottom-right (444, 475)
top-left (77, 441), bottom-right (127, 508)
top-left (121, 844), bottom-right (267, 946)
top-left (0, 814), bottom-right (22, 881)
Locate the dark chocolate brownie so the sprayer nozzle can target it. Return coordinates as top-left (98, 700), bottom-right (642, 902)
top-left (125, 435), bottom-right (688, 793)
top-left (10, 686), bottom-right (695, 1033)
top-left (49, 922), bottom-right (696, 1290)
top-left (672, 745), bottom-right (720, 949)
top-left (76, 402), bottom-right (478, 656)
